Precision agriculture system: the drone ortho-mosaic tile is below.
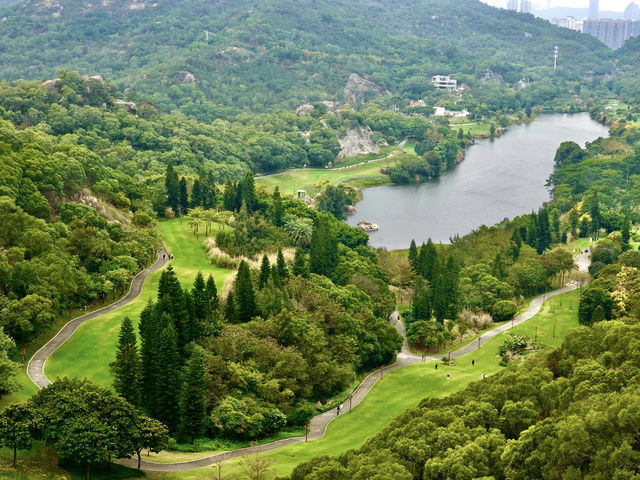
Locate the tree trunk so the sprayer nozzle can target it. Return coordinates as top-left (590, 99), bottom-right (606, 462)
top-left (86, 461), bottom-right (90, 480)
top-left (13, 444), bottom-right (16, 466)
top-left (137, 451), bottom-right (141, 471)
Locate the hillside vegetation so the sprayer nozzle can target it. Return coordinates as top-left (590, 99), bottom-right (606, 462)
top-left (0, 0), bottom-right (612, 119)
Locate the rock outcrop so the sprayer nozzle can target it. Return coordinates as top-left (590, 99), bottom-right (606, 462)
top-left (114, 99), bottom-right (137, 115)
top-left (357, 220), bottom-right (379, 232)
top-left (338, 125), bottom-right (385, 158)
top-left (344, 73), bottom-right (387, 105)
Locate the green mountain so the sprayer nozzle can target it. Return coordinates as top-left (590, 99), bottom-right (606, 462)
top-left (0, 0), bottom-right (611, 120)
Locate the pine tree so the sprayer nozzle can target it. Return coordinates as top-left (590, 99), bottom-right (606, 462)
top-left (165, 160), bottom-right (180, 214)
top-left (224, 292), bottom-right (238, 323)
top-left (535, 208), bottom-right (552, 254)
top-left (270, 265), bottom-right (282, 288)
top-left (412, 277), bottom-right (431, 321)
top-left (239, 172), bottom-right (256, 213)
top-left (491, 253), bottom-right (507, 280)
top-left (272, 186), bottom-right (284, 227)
top-left (422, 239), bottom-right (438, 283)
top-left (276, 247), bottom-right (288, 278)
top-left (112, 317), bottom-right (141, 407)
top-left (191, 179), bottom-right (203, 207)
top-left (309, 216), bottom-right (337, 277)
top-left (444, 255), bottom-right (460, 320)
top-left (235, 260), bottom-right (256, 322)
top-left (259, 255), bottom-right (271, 289)
top-left (139, 301), bottom-right (159, 412)
top-left (408, 240), bottom-right (418, 270)
top-left (201, 171), bottom-right (217, 209)
top-left (205, 274), bottom-right (219, 311)
top-left (192, 272), bottom-right (209, 321)
top-left (178, 177), bottom-right (189, 216)
top-left (432, 261), bottom-right (448, 324)
top-left (177, 353), bottom-right (208, 443)
top-left (183, 289), bottom-right (201, 344)
top-left (223, 180), bottom-right (236, 211)
top-left (154, 321), bottom-right (181, 432)
top-left (292, 247), bottom-right (309, 278)
top-left (622, 216), bottom-right (631, 251)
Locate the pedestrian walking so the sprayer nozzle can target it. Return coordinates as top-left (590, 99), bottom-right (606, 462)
top-left (435, 363), bottom-right (438, 370)
top-left (472, 359), bottom-right (475, 366)
top-left (446, 373), bottom-right (450, 381)
top-left (336, 405), bottom-right (340, 416)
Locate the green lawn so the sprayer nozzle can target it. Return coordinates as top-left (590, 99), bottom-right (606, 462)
top-left (255, 160), bottom-right (396, 197)
top-left (44, 220), bottom-right (232, 388)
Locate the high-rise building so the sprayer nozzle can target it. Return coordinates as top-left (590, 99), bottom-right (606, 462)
top-left (520, 0), bottom-right (532, 14)
top-left (507, 0), bottom-right (518, 11)
top-left (624, 1), bottom-right (640, 20)
top-left (589, 0), bottom-right (599, 19)
top-left (583, 18), bottom-right (640, 49)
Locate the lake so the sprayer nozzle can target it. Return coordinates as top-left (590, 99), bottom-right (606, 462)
top-left (345, 113), bottom-right (610, 250)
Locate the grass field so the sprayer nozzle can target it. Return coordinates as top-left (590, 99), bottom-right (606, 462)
top-left (44, 220), bottom-right (232, 388)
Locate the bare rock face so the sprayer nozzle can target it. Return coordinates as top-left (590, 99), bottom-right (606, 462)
top-left (344, 205), bottom-right (356, 215)
top-left (344, 73), bottom-right (386, 105)
top-left (296, 103), bottom-right (314, 116)
top-left (114, 99), bottom-right (137, 115)
top-left (357, 220), bottom-right (379, 232)
top-left (181, 71), bottom-right (196, 83)
top-left (42, 78), bottom-right (61, 93)
top-left (338, 125), bottom-right (381, 158)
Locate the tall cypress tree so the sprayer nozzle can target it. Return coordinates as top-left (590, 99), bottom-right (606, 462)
top-left (309, 216), bottom-right (337, 277)
top-left (536, 208), bottom-right (551, 254)
top-left (239, 172), bottom-right (256, 213)
top-left (272, 186), bottom-right (284, 227)
top-left (622, 216), bottom-right (631, 251)
top-left (177, 353), bottom-right (208, 443)
top-left (191, 179), bottom-right (203, 207)
top-left (224, 292), bottom-right (238, 323)
top-left (178, 177), bottom-right (189, 216)
top-left (165, 160), bottom-right (180, 214)
top-left (206, 274), bottom-right (219, 310)
top-left (421, 239), bottom-right (438, 283)
top-left (276, 247), bottom-right (288, 278)
top-left (154, 321), bottom-right (181, 432)
top-left (292, 247), bottom-right (309, 278)
top-left (259, 255), bottom-right (271, 289)
top-left (408, 240), bottom-right (418, 270)
top-left (192, 272), bottom-right (209, 321)
top-left (235, 260), bottom-right (256, 322)
top-left (223, 180), bottom-right (236, 211)
top-left (412, 277), bottom-right (431, 321)
top-left (139, 301), bottom-right (159, 412)
top-left (112, 317), bottom-right (141, 407)
top-left (445, 255), bottom-right (460, 320)
top-left (202, 171), bottom-right (217, 209)
top-left (432, 261), bottom-right (448, 324)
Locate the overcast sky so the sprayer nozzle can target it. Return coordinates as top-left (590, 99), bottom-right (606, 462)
top-left (481, 0), bottom-right (631, 11)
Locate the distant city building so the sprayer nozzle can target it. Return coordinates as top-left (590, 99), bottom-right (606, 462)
top-left (507, 0), bottom-right (518, 11)
top-left (624, 1), bottom-right (640, 20)
top-left (589, 0), bottom-right (599, 19)
top-left (583, 18), bottom-right (640, 48)
top-left (431, 75), bottom-right (457, 91)
top-left (520, 0), bottom-right (532, 13)
top-left (550, 16), bottom-right (580, 31)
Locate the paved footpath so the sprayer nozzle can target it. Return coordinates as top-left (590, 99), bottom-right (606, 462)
top-left (118, 278), bottom-right (582, 472)
top-left (27, 245), bottom-right (168, 389)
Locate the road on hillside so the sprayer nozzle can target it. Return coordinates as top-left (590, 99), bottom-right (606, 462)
top-left (26, 245), bottom-right (168, 389)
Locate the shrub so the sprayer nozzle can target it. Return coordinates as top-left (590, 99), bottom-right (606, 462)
top-left (491, 300), bottom-right (517, 322)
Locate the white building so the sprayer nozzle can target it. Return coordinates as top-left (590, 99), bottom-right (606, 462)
top-left (431, 75), bottom-right (457, 91)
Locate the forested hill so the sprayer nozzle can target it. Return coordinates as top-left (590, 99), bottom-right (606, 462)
top-left (0, 0), bottom-right (611, 120)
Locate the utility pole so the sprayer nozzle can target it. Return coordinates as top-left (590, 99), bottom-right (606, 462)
top-left (553, 46), bottom-right (558, 70)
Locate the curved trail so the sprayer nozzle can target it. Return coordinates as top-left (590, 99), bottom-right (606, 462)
top-left (119, 278), bottom-right (582, 472)
top-left (27, 245), bottom-right (168, 389)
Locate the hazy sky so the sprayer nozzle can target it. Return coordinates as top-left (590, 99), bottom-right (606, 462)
top-left (481, 0), bottom-right (631, 11)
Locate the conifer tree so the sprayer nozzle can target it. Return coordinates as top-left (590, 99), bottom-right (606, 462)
top-left (183, 288), bottom-right (201, 344)
top-left (224, 292), bottom-right (238, 323)
top-left (535, 208), bottom-right (551, 254)
top-left (421, 239), bottom-right (438, 283)
top-left (292, 247), bottom-right (309, 278)
top-left (412, 276), bottom-right (431, 321)
top-left (192, 272), bottom-right (209, 321)
top-left (206, 274), bottom-right (219, 310)
top-left (165, 160), bottom-right (180, 214)
top-left (223, 180), bottom-right (236, 211)
top-left (270, 265), bottom-right (282, 288)
top-left (622, 216), bottom-right (631, 251)
top-left (444, 255), bottom-right (461, 320)
top-left (309, 216), bottom-right (337, 277)
top-left (154, 321), bottom-right (181, 432)
top-left (191, 179), bottom-right (203, 207)
top-left (259, 254), bottom-right (271, 289)
top-left (178, 177), bottom-right (188, 216)
top-left (432, 262), bottom-right (448, 324)
top-left (239, 172), bottom-right (256, 213)
top-left (491, 253), bottom-right (507, 280)
top-left (276, 247), bottom-right (288, 278)
top-left (272, 186), bottom-right (284, 227)
top-left (112, 317), bottom-right (141, 407)
top-left (408, 239), bottom-right (418, 270)
top-left (177, 353), bottom-right (208, 443)
top-left (201, 170), bottom-right (217, 209)
top-left (235, 260), bottom-right (256, 322)
top-left (139, 301), bottom-right (159, 412)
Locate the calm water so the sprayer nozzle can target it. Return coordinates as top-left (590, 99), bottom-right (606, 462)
top-left (346, 113), bottom-right (609, 250)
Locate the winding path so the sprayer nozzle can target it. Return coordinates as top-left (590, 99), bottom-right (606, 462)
top-left (27, 246), bottom-right (168, 389)
top-left (118, 278), bottom-right (583, 472)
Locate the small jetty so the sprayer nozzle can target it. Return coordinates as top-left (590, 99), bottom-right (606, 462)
top-left (357, 220), bottom-right (379, 232)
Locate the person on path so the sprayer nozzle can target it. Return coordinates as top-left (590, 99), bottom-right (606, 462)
top-left (446, 373), bottom-right (450, 381)
top-left (472, 359), bottom-right (475, 366)
top-left (435, 363), bottom-right (438, 370)
top-left (336, 406), bottom-right (340, 416)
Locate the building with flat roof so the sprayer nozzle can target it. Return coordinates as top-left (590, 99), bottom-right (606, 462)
top-left (520, 0), bottom-right (532, 14)
top-left (624, 1), bottom-right (640, 20)
top-left (583, 18), bottom-right (640, 48)
top-left (589, 0), bottom-right (599, 19)
top-left (507, 0), bottom-right (518, 11)
top-left (431, 75), bottom-right (457, 91)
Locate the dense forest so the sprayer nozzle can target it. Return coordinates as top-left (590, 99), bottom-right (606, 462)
top-left (0, 0), bottom-right (612, 120)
